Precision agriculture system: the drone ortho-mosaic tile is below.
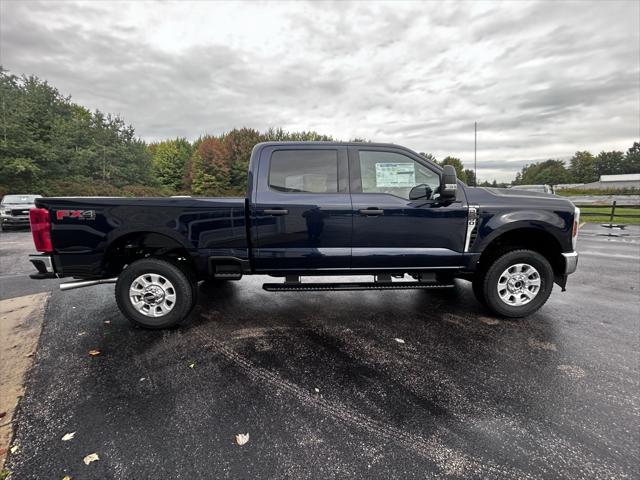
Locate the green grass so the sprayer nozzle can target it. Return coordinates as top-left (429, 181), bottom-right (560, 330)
top-left (557, 188), bottom-right (640, 196)
top-left (579, 206), bottom-right (640, 225)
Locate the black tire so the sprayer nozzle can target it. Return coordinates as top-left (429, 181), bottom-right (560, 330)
top-left (116, 258), bottom-right (195, 329)
top-left (472, 268), bottom-right (487, 306)
top-left (474, 249), bottom-right (554, 318)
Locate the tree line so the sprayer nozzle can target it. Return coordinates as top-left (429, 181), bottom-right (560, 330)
top-left (1, 71), bottom-right (638, 197)
top-left (0, 71), bottom-right (334, 197)
top-left (511, 147), bottom-right (640, 186)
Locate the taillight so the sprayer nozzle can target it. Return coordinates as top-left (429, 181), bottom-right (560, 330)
top-left (29, 208), bottom-right (53, 252)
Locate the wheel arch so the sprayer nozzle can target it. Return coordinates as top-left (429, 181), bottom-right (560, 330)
top-left (475, 225), bottom-right (565, 278)
top-left (103, 230), bottom-right (197, 278)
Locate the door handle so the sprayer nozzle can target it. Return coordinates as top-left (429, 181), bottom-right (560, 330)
top-left (264, 209), bottom-right (289, 216)
top-left (359, 208), bottom-right (384, 216)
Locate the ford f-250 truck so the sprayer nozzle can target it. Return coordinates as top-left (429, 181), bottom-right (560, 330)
top-left (28, 142), bottom-right (579, 328)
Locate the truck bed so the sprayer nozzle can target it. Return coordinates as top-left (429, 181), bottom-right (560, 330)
top-left (35, 196), bottom-right (248, 278)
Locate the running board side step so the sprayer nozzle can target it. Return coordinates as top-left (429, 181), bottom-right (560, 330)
top-left (262, 281), bottom-right (455, 292)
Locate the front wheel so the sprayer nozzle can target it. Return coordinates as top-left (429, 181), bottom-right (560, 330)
top-left (473, 249), bottom-right (554, 318)
top-left (116, 258), bottom-right (195, 329)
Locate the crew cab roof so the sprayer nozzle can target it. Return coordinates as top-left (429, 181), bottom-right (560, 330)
top-left (254, 141), bottom-right (404, 148)
top-left (252, 141), bottom-right (434, 162)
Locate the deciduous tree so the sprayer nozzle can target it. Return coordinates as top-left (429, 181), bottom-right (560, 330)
top-left (569, 151), bottom-right (597, 183)
top-left (150, 138), bottom-right (192, 191)
top-left (189, 136), bottom-right (231, 195)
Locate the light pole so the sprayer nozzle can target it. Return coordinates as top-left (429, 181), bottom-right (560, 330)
top-left (474, 121), bottom-right (477, 187)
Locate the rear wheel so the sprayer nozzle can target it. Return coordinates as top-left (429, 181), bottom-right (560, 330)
top-left (473, 249), bottom-right (554, 318)
top-left (116, 258), bottom-right (195, 329)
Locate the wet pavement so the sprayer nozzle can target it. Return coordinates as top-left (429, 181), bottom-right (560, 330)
top-left (0, 228), bottom-right (60, 301)
top-left (1, 225), bottom-right (639, 479)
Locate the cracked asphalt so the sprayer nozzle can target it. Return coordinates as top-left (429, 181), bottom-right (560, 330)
top-left (1, 225), bottom-right (639, 479)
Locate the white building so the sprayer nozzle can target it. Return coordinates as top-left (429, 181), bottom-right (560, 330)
top-left (559, 173), bottom-right (640, 190)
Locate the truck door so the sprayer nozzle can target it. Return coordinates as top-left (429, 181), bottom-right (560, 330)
top-left (348, 146), bottom-right (468, 270)
top-left (250, 145), bottom-right (352, 272)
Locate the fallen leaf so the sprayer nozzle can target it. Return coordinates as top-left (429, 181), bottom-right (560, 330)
top-left (314, 388), bottom-right (320, 393)
top-left (139, 377), bottom-right (146, 381)
top-left (235, 433), bottom-right (249, 446)
top-left (394, 338), bottom-right (405, 344)
top-left (104, 320), bottom-right (111, 324)
top-left (83, 453), bottom-right (99, 465)
top-left (479, 317), bottom-right (500, 326)
top-left (0, 447), bottom-right (7, 456)
top-left (77, 331), bottom-right (87, 336)
top-left (25, 352), bottom-right (34, 358)
top-left (61, 432), bottom-right (76, 441)
top-left (62, 476), bottom-right (72, 480)
top-left (10, 445), bottom-right (18, 454)
top-left (88, 349), bottom-right (101, 356)
top-left (188, 363), bottom-right (195, 369)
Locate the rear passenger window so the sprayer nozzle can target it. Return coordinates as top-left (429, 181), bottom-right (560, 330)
top-left (269, 150), bottom-right (338, 193)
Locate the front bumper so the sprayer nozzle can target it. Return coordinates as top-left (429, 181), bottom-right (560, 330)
top-left (562, 251), bottom-right (579, 275)
top-left (1, 215), bottom-right (29, 224)
top-left (29, 254), bottom-right (58, 279)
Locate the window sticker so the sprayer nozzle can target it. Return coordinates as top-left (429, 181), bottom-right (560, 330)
top-left (375, 162), bottom-right (416, 187)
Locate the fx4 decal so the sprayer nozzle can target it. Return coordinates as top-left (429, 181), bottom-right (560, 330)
top-left (56, 209), bottom-right (96, 220)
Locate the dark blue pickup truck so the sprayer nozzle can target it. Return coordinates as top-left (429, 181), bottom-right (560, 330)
top-left (28, 142), bottom-right (579, 328)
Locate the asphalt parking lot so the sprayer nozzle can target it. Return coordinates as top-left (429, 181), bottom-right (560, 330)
top-left (1, 225), bottom-right (639, 479)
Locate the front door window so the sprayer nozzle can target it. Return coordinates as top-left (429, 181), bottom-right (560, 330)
top-left (358, 150), bottom-right (440, 200)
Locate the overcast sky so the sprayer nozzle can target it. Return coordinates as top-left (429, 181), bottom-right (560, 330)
top-left (1, 0), bottom-right (639, 181)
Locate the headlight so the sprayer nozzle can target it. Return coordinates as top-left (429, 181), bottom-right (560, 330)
top-left (0, 207), bottom-right (7, 215)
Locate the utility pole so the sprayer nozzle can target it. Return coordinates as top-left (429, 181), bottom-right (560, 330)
top-left (2, 95), bottom-right (6, 146)
top-left (93, 139), bottom-right (107, 182)
top-left (474, 121), bottom-right (477, 186)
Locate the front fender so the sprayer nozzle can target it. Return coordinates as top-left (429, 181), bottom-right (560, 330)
top-left (473, 209), bottom-right (572, 253)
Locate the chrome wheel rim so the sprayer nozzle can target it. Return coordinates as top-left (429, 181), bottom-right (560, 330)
top-left (497, 263), bottom-right (541, 307)
top-left (129, 273), bottom-right (176, 317)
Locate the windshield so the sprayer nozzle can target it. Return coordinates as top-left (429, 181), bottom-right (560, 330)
top-left (1, 194), bottom-right (41, 204)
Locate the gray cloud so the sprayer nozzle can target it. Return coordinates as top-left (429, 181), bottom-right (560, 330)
top-left (1, 0), bottom-right (638, 182)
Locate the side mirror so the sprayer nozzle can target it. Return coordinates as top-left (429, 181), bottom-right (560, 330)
top-left (439, 165), bottom-right (458, 199)
top-left (409, 184), bottom-right (433, 200)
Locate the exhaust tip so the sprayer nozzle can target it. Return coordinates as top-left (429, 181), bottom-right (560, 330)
top-left (59, 278), bottom-right (117, 291)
